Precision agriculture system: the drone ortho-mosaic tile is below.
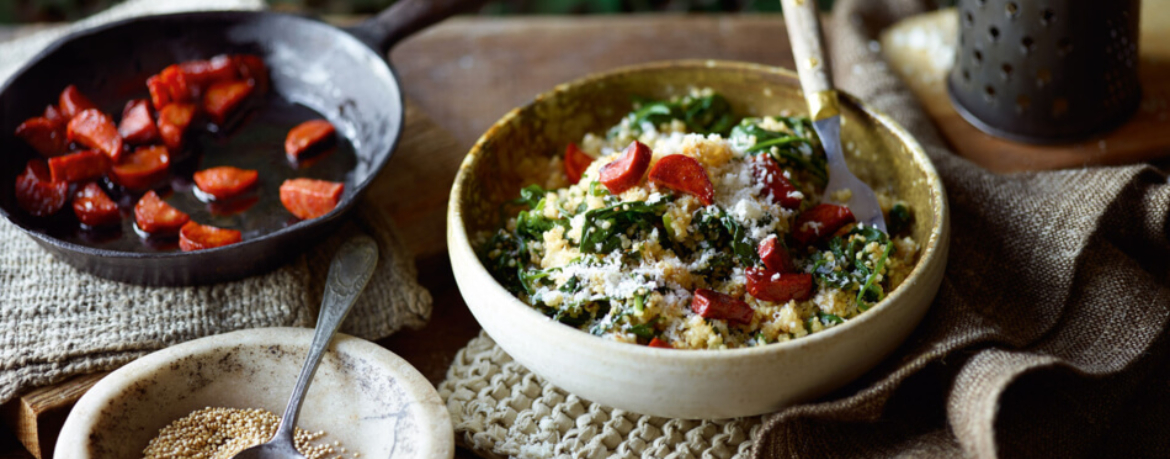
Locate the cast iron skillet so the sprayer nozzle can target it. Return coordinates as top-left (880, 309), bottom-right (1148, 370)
top-left (0, 0), bottom-right (479, 286)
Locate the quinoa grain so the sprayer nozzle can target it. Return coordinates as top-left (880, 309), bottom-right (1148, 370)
top-left (142, 407), bottom-right (354, 459)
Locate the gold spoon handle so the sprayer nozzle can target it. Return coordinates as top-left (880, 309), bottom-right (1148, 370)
top-left (781, 0), bottom-right (840, 121)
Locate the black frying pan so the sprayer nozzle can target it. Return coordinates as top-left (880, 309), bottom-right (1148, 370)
top-left (0, 0), bottom-right (481, 286)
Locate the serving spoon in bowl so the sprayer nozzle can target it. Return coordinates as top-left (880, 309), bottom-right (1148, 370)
top-left (781, 0), bottom-right (887, 232)
top-left (232, 235), bottom-right (378, 459)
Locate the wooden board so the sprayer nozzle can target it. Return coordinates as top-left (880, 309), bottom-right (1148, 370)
top-left (8, 10), bottom-right (1170, 458)
top-left (880, 6), bottom-right (1170, 172)
top-left (0, 373), bottom-right (105, 459)
top-left (389, 15), bottom-right (797, 150)
top-left (369, 102), bottom-right (465, 260)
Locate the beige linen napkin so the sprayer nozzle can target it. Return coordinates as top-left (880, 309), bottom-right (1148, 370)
top-left (0, 0), bottom-right (431, 405)
top-left (750, 1), bottom-right (1170, 458)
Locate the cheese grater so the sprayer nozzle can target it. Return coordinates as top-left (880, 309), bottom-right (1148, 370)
top-left (947, 0), bottom-right (1142, 144)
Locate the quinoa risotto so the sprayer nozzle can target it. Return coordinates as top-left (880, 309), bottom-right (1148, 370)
top-left (477, 90), bottom-right (919, 350)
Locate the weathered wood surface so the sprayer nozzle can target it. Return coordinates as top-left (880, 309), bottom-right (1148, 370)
top-left (0, 374), bottom-right (105, 459)
top-left (5, 10), bottom-right (1170, 458)
top-left (389, 15), bottom-right (796, 151)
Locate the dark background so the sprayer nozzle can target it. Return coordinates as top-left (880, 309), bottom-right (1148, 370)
top-left (0, 0), bottom-right (841, 24)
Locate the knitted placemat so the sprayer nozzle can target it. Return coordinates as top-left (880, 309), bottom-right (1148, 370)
top-left (0, 0), bottom-right (431, 406)
top-left (440, 332), bottom-right (762, 459)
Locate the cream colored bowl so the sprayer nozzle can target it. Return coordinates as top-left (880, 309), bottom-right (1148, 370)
top-left (55, 328), bottom-right (453, 459)
top-left (447, 60), bottom-right (949, 419)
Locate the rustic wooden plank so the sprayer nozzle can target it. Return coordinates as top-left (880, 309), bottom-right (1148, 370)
top-left (390, 15), bottom-right (797, 150)
top-left (367, 101), bottom-right (465, 260)
top-left (8, 8), bottom-right (1170, 457)
top-left (0, 373), bottom-right (106, 459)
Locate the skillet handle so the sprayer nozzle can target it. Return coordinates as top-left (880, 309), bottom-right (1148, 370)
top-left (347, 0), bottom-right (488, 55)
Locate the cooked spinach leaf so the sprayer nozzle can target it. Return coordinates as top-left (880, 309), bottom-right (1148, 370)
top-left (720, 212), bottom-right (760, 266)
top-left (692, 251), bottom-right (735, 280)
top-left (693, 207), bottom-right (760, 267)
top-left (557, 300), bottom-right (604, 327)
top-left (888, 202), bottom-right (912, 236)
top-left (628, 99), bottom-right (675, 128)
top-left (857, 237), bottom-right (893, 310)
top-left (579, 198), bottom-right (673, 254)
top-left (629, 316), bottom-right (660, 339)
top-left (512, 184), bottom-right (547, 209)
top-left (477, 230), bottom-right (527, 295)
top-left (682, 94), bottom-right (737, 135)
top-left (518, 267), bottom-right (558, 295)
top-left (515, 210), bottom-right (565, 240)
top-left (615, 94), bottom-right (738, 137)
top-left (587, 304), bottom-right (627, 336)
top-left (500, 183), bottom-right (571, 243)
top-left (817, 312), bottom-right (844, 325)
top-left (730, 117), bottom-right (828, 185)
top-left (809, 225), bottom-right (894, 310)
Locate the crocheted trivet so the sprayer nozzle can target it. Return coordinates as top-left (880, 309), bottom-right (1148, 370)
top-left (439, 332), bottom-right (763, 459)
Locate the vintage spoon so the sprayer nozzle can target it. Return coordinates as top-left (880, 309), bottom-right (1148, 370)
top-left (781, 0), bottom-right (887, 232)
top-left (231, 235), bottom-right (379, 459)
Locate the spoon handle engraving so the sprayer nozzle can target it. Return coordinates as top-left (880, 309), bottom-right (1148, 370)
top-left (275, 235), bottom-right (379, 441)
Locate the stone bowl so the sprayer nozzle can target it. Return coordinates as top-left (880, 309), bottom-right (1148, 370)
top-left (55, 327), bottom-right (453, 458)
top-left (447, 60), bottom-right (950, 419)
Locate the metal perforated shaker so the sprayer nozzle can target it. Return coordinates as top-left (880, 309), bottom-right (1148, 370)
top-left (947, 0), bottom-right (1141, 143)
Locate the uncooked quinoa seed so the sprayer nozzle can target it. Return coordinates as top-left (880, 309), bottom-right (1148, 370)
top-left (142, 407), bottom-right (352, 459)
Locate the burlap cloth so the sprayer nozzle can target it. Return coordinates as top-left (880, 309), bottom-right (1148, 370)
top-left (0, 0), bottom-right (431, 406)
top-left (440, 1), bottom-right (1170, 458)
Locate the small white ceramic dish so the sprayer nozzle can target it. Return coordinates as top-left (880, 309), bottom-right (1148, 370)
top-left (447, 60), bottom-right (950, 420)
top-left (55, 327), bottom-right (453, 459)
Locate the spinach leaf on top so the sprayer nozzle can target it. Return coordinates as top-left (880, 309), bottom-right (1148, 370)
top-left (579, 197), bottom-right (673, 254)
top-left (888, 202), bottom-right (912, 236)
top-left (614, 94), bottom-right (738, 137)
top-left (730, 117), bottom-right (828, 185)
top-left (809, 225), bottom-right (894, 310)
top-left (692, 207), bottom-right (760, 267)
top-left (477, 230), bottom-right (527, 295)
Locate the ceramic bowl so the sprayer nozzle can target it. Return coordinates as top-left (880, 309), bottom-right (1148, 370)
top-left (55, 327), bottom-right (453, 459)
top-left (447, 60), bottom-right (950, 419)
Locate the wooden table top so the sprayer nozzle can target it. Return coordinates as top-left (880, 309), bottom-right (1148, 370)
top-left (3, 10), bottom-right (1167, 458)
top-left (0, 14), bottom-right (798, 458)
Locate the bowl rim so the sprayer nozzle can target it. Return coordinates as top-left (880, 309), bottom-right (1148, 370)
top-left (448, 59), bottom-right (948, 360)
top-left (55, 327), bottom-right (454, 459)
